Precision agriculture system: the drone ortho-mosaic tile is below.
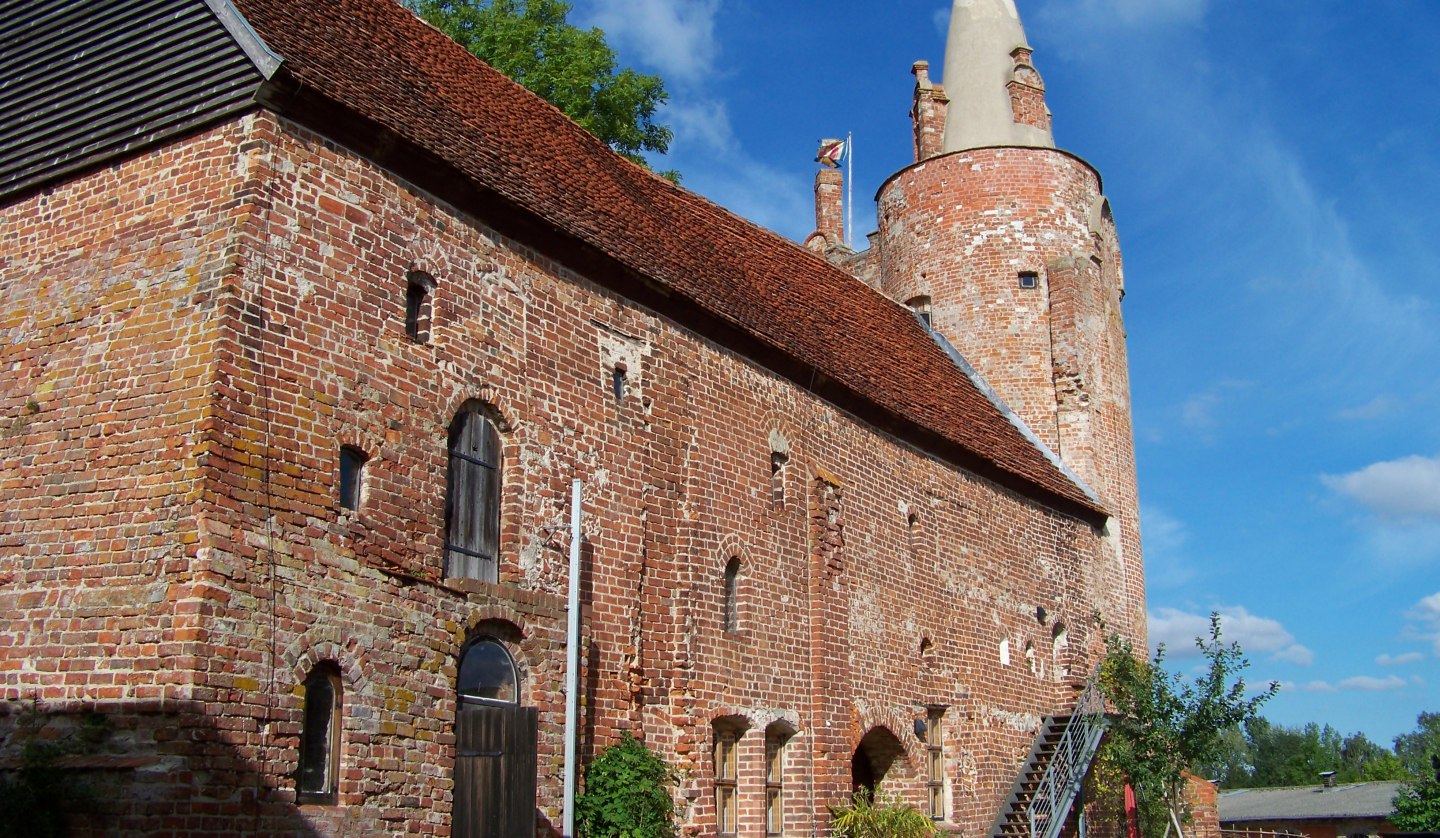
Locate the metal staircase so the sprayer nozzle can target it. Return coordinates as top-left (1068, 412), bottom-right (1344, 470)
top-left (989, 673), bottom-right (1108, 838)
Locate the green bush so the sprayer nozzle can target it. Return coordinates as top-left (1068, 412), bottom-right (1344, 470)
top-left (576, 732), bottom-right (677, 838)
top-left (829, 791), bottom-right (937, 838)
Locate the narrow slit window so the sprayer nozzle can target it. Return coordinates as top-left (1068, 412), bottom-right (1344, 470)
top-left (338, 446), bottom-right (367, 512)
top-left (297, 663), bottom-right (342, 804)
top-left (770, 450), bottom-right (788, 510)
top-left (722, 558), bottom-right (741, 633)
top-left (612, 364), bottom-right (627, 405)
top-left (405, 271), bottom-right (435, 343)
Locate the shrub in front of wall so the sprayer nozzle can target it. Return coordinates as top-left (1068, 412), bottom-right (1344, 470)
top-left (576, 731), bottom-right (677, 838)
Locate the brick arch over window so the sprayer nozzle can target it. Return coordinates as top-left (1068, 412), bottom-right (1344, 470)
top-left (446, 400), bottom-right (503, 581)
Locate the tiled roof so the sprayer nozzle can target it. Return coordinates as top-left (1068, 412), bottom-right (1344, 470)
top-left (227, 0), bottom-right (1103, 518)
top-left (1219, 783), bottom-right (1403, 822)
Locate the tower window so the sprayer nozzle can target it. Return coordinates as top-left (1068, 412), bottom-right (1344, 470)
top-left (338, 446), bottom-right (368, 512)
top-left (446, 402), bottom-right (502, 581)
top-left (1018, 272), bottom-right (1038, 289)
top-left (405, 271), bottom-right (435, 343)
top-left (612, 364), bottom-right (627, 404)
top-left (297, 663), bottom-right (342, 805)
top-left (906, 295), bottom-right (933, 327)
top-left (722, 558), bottom-right (741, 633)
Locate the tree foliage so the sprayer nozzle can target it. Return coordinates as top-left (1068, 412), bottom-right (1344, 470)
top-left (1395, 712), bottom-right (1440, 780)
top-left (576, 732), bottom-right (677, 838)
top-left (1391, 777), bottom-right (1440, 832)
top-left (1098, 613), bottom-right (1278, 836)
top-left (406, 0), bottom-right (674, 174)
top-left (1198, 716), bottom-right (1417, 788)
top-left (828, 791), bottom-right (937, 838)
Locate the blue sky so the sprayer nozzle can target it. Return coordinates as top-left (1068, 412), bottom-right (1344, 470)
top-left (565, 0), bottom-right (1440, 749)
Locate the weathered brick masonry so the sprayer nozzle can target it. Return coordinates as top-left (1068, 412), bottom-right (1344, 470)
top-left (0, 0), bottom-right (1145, 835)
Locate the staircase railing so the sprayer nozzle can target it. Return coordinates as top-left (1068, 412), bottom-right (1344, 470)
top-left (1028, 671), bottom-right (1108, 838)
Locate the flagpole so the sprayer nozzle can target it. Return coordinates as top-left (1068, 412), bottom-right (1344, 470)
top-left (846, 131), bottom-right (853, 247)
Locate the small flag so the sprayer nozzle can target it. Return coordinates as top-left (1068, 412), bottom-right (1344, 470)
top-left (816, 138), bottom-right (847, 168)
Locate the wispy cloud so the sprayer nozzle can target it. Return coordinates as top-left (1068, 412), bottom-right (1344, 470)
top-left (1377, 651), bottom-right (1425, 666)
top-left (1322, 454), bottom-right (1440, 522)
top-left (1287, 675), bottom-right (1409, 693)
top-left (1140, 504), bottom-right (1194, 589)
top-left (1403, 591), bottom-right (1440, 656)
top-left (1336, 395), bottom-right (1400, 422)
top-left (584, 0), bottom-right (721, 86)
top-left (1149, 606), bottom-right (1312, 666)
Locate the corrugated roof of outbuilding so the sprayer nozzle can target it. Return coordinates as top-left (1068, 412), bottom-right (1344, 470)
top-left (227, 0), bottom-right (1104, 518)
top-left (1219, 782), bottom-right (1403, 822)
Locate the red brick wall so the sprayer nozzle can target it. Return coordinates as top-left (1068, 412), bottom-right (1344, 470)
top-left (1, 109), bottom-right (1140, 837)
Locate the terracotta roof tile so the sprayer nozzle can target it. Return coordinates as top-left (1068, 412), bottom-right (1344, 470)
top-left (228, 0), bottom-right (1103, 517)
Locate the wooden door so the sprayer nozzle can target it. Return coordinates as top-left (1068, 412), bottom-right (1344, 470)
top-left (453, 704), bottom-right (538, 838)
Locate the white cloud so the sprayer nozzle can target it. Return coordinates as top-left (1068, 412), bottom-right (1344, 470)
top-left (1403, 592), bottom-right (1440, 656)
top-left (1336, 675), bottom-right (1408, 691)
top-left (1377, 652), bottom-right (1425, 666)
top-left (1288, 674), bottom-right (1410, 693)
top-left (1321, 454), bottom-right (1440, 522)
top-left (1336, 395), bottom-right (1399, 421)
top-left (1285, 680), bottom-right (1337, 694)
top-left (584, 0), bottom-right (721, 85)
top-left (1148, 606), bottom-right (1312, 666)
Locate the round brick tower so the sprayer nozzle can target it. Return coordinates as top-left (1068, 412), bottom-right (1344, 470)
top-left (874, 0), bottom-right (1145, 639)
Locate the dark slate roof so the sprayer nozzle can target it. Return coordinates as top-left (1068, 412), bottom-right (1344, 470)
top-left (230, 0), bottom-right (1103, 518)
top-left (0, 0), bottom-right (278, 199)
top-left (1219, 783), bottom-right (1403, 822)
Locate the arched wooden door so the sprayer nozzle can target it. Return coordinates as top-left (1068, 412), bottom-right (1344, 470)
top-left (452, 638), bottom-right (537, 838)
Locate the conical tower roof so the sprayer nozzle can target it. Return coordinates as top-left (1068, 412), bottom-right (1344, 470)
top-left (941, 0), bottom-right (1054, 151)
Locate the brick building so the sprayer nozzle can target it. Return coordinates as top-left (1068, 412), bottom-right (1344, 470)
top-left (0, 0), bottom-right (1144, 835)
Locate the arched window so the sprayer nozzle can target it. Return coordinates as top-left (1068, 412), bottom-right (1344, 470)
top-left (297, 663), bottom-right (342, 804)
top-left (722, 558), bottom-right (741, 633)
top-left (458, 637), bottom-right (519, 705)
top-left (446, 403), bottom-right (502, 581)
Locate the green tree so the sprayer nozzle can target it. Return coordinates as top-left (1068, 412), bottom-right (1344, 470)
top-left (576, 732), bottom-right (676, 838)
top-left (1338, 732), bottom-right (1409, 782)
top-left (1395, 711), bottom-right (1440, 780)
top-left (1391, 777), bottom-right (1440, 832)
top-left (405, 0), bottom-right (675, 175)
top-left (1098, 613), bottom-right (1278, 836)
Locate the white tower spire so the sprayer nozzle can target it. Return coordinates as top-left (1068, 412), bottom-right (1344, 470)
top-left (940, 0), bottom-right (1055, 152)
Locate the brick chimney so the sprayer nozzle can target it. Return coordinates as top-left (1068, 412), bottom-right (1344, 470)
top-left (812, 167), bottom-right (844, 248)
top-left (911, 61), bottom-right (948, 162)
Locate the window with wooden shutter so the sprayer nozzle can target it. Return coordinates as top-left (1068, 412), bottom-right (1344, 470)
top-left (446, 403), bottom-right (502, 581)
